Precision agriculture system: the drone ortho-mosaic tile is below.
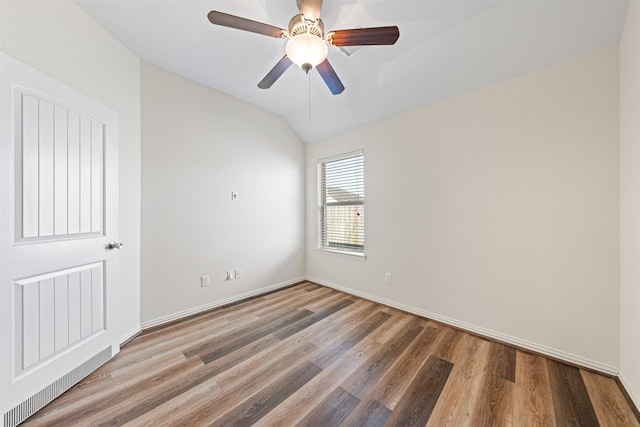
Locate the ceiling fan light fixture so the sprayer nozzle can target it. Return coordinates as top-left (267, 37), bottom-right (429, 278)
top-left (286, 33), bottom-right (328, 72)
top-left (207, 2), bottom-right (399, 95)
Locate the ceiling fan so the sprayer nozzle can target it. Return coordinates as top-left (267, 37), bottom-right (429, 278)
top-left (207, 0), bottom-right (400, 95)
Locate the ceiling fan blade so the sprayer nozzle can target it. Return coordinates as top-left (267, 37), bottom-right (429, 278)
top-left (297, 0), bottom-right (323, 21)
top-left (258, 56), bottom-right (293, 89)
top-left (316, 59), bottom-right (345, 95)
top-left (329, 26), bottom-right (400, 46)
top-left (207, 11), bottom-right (285, 38)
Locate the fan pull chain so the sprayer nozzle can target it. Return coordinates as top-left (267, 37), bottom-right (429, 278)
top-left (308, 72), bottom-right (311, 120)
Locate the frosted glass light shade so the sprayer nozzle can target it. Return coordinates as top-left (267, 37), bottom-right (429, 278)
top-left (286, 34), bottom-right (328, 70)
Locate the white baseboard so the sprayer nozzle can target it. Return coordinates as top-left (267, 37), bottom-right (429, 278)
top-left (119, 326), bottom-right (142, 346)
top-left (307, 276), bottom-right (618, 376)
top-left (140, 277), bottom-right (306, 330)
top-left (619, 370), bottom-right (640, 414)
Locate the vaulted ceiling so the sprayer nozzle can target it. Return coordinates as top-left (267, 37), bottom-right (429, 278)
top-left (77, 0), bottom-right (629, 143)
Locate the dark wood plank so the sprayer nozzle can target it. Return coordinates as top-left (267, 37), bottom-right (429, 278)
top-left (340, 396), bottom-right (392, 427)
top-left (311, 311), bottom-right (391, 369)
top-left (198, 309), bottom-right (313, 364)
top-left (491, 341), bottom-right (517, 382)
top-left (183, 307), bottom-right (312, 359)
top-left (384, 355), bottom-right (453, 426)
top-left (210, 361), bottom-right (323, 426)
top-left (274, 298), bottom-right (355, 340)
top-left (368, 325), bottom-right (441, 409)
top-left (307, 300), bottom-right (382, 347)
top-left (302, 283), bottom-right (323, 292)
top-left (341, 322), bottom-right (424, 398)
top-left (547, 358), bottom-right (600, 427)
top-left (295, 386), bottom-right (360, 426)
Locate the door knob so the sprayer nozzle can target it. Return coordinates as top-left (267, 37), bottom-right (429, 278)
top-left (107, 241), bottom-right (124, 250)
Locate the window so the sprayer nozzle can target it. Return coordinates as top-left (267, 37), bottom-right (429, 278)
top-left (317, 151), bottom-right (364, 256)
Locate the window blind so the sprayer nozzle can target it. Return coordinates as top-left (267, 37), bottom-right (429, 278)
top-left (317, 151), bottom-right (364, 254)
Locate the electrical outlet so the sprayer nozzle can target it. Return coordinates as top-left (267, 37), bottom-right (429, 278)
top-left (201, 275), bottom-right (210, 287)
top-left (235, 268), bottom-right (242, 279)
top-left (231, 191), bottom-right (239, 201)
top-left (385, 273), bottom-right (392, 284)
top-left (226, 270), bottom-right (235, 280)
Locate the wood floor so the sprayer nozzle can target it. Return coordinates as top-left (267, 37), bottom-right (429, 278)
top-left (23, 282), bottom-right (639, 426)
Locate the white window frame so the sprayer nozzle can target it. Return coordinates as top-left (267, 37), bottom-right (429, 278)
top-left (317, 150), bottom-right (365, 259)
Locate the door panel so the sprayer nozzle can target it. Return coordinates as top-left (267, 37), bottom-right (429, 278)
top-left (17, 93), bottom-right (104, 243)
top-left (13, 262), bottom-right (105, 374)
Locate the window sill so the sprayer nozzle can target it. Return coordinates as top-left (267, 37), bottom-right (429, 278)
top-left (315, 248), bottom-right (367, 261)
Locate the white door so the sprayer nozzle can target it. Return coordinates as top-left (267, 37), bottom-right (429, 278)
top-left (0, 53), bottom-right (120, 424)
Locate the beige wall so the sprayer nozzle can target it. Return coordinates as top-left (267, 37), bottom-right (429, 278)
top-left (620, 0), bottom-right (640, 409)
top-left (140, 63), bottom-right (305, 324)
top-left (0, 0), bottom-right (142, 340)
top-left (306, 46), bottom-right (620, 372)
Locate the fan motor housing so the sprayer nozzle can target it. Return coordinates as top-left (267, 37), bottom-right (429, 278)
top-left (288, 13), bottom-right (324, 39)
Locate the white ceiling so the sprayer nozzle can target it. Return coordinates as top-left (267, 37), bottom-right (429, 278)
top-left (76, 0), bottom-right (629, 143)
